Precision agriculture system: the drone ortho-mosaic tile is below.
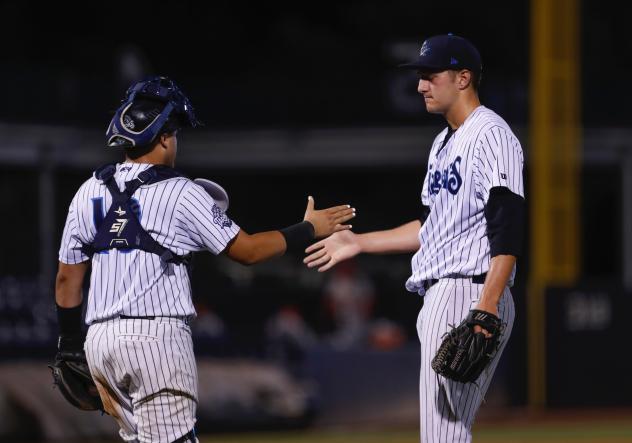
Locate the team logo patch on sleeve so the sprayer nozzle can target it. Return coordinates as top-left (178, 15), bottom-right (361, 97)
top-left (211, 204), bottom-right (233, 228)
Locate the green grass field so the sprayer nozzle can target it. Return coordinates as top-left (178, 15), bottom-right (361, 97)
top-left (196, 420), bottom-right (632, 443)
top-left (65, 415), bottom-right (632, 443)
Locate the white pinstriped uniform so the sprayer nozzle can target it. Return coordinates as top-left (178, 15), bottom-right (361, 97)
top-left (417, 280), bottom-right (514, 443)
top-left (408, 106), bottom-right (523, 443)
top-left (407, 106), bottom-right (524, 293)
top-left (59, 162), bottom-right (240, 442)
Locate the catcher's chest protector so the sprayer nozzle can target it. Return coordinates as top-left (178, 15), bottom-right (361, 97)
top-left (81, 163), bottom-right (190, 265)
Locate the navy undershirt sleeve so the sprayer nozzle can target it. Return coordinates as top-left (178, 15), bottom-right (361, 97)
top-left (420, 205), bottom-right (431, 224)
top-left (484, 187), bottom-right (525, 257)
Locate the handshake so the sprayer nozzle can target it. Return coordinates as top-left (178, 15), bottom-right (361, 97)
top-left (195, 176), bottom-right (361, 271)
top-left (297, 195), bottom-right (361, 271)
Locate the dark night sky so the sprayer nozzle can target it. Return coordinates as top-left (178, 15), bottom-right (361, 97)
top-left (0, 0), bottom-right (628, 128)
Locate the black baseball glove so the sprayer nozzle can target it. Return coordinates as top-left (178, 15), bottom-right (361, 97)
top-left (431, 309), bottom-right (503, 383)
top-left (48, 335), bottom-right (104, 412)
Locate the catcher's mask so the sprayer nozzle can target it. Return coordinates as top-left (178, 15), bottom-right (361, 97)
top-left (106, 76), bottom-right (200, 148)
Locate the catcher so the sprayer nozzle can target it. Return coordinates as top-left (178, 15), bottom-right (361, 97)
top-left (304, 34), bottom-right (524, 442)
top-left (48, 179), bottom-right (230, 415)
top-left (51, 76), bottom-right (355, 443)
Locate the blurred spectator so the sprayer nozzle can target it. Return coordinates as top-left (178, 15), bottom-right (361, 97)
top-left (322, 259), bottom-right (375, 349)
top-left (192, 304), bottom-right (229, 356)
top-left (265, 305), bottom-right (317, 376)
top-left (115, 45), bottom-right (152, 92)
top-left (193, 304), bottom-right (227, 339)
top-left (368, 318), bottom-right (407, 351)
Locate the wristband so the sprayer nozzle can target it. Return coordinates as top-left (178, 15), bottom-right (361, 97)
top-left (279, 221), bottom-right (315, 254)
top-left (56, 303), bottom-right (83, 337)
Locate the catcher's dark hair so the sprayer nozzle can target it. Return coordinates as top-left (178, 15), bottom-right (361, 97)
top-left (124, 97), bottom-right (183, 159)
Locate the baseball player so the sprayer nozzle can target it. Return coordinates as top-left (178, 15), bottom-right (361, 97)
top-left (53, 76), bottom-right (355, 443)
top-left (304, 34), bottom-right (524, 442)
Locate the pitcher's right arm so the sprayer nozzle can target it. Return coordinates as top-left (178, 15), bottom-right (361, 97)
top-left (304, 220), bottom-right (421, 272)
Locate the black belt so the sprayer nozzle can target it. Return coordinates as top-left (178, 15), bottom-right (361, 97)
top-left (119, 315), bottom-right (156, 320)
top-left (422, 273), bottom-right (487, 292)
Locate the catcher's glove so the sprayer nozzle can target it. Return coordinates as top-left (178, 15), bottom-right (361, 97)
top-left (431, 309), bottom-right (503, 383)
top-left (48, 335), bottom-right (104, 412)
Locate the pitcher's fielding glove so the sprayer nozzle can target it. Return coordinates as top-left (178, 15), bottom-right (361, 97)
top-left (431, 309), bottom-right (503, 383)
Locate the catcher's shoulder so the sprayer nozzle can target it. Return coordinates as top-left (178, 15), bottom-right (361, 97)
top-left (177, 177), bottom-right (216, 203)
top-left (75, 174), bottom-right (100, 194)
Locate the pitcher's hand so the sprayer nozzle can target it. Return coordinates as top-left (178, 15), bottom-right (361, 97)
top-left (304, 230), bottom-right (361, 272)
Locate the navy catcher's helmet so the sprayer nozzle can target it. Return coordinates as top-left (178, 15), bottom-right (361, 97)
top-left (106, 76), bottom-right (200, 148)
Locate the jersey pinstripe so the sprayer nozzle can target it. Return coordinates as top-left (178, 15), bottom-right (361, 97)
top-left (58, 162), bottom-right (240, 324)
top-left (406, 106), bottom-right (524, 294)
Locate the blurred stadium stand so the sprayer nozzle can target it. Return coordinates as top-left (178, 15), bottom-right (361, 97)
top-left (1, 0), bottom-right (631, 440)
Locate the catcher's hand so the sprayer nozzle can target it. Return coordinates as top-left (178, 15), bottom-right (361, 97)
top-left (48, 335), bottom-right (104, 412)
top-left (303, 196), bottom-right (355, 239)
top-left (431, 309), bottom-right (503, 383)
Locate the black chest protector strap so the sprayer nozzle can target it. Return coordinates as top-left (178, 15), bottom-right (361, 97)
top-left (81, 163), bottom-right (191, 265)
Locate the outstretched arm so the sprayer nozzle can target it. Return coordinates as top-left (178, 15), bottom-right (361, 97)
top-left (304, 220), bottom-right (421, 272)
top-left (226, 196), bottom-right (355, 265)
top-left (225, 230), bottom-right (286, 265)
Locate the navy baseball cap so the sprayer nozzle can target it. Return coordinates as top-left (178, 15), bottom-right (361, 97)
top-left (399, 34), bottom-right (482, 75)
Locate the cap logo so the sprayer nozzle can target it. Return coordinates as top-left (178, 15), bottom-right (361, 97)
top-left (123, 115), bottom-right (135, 130)
top-left (451, 57), bottom-right (459, 65)
top-left (420, 41), bottom-right (430, 56)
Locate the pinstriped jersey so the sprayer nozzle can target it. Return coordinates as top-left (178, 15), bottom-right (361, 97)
top-left (406, 106), bottom-right (524, 294)
top-left (59, 162), bottom-right (240, 324)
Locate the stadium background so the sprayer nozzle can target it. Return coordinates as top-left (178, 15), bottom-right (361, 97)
top-left (1, 0), bottom-right (631, 441)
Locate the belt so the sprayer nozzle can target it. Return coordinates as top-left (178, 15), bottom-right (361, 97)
top-left (422, 273), bottom-right (487, 292)
top-left (118, 314), bottom-right (192, 325)
top-left (119, 315), bottom-right (156, 320)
